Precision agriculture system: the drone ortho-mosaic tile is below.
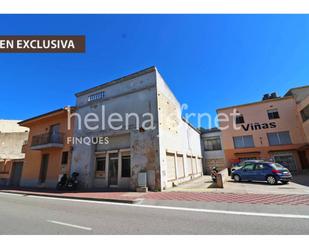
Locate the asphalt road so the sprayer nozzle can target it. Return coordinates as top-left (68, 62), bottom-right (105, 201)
top-left (1, 192), bottom-right (309, 235)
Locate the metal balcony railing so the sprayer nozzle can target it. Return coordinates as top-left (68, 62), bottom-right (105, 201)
top-left (31, 132), bottom-right (64, 147)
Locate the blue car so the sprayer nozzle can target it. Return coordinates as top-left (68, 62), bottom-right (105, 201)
top-left (231, 160), bottom-right (292, 185)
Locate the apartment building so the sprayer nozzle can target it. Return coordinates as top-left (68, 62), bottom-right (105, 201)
top-left (0, 120), bottom-right (29, 186)
top-left (217, 86), bottom-right (309, 173)
top-left (72, 66), bottom-right (203, 191)
top-left (200, 127), bottom-right (225, 174)
top-left (19, 107), bottom-right (75, 188)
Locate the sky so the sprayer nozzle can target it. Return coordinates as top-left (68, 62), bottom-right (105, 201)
top-left (0, 14), bottom-right (309, 128)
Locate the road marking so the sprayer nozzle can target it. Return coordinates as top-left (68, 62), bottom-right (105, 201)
top-left (25, 194), bottom-right (309, 220)
top-left (46, 220), bottom-right (92, 231)
top-left (0, 192), bottom-right (25, 197)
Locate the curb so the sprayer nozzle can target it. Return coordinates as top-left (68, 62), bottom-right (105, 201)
top-left (0, 190), bottom-right (142, 204)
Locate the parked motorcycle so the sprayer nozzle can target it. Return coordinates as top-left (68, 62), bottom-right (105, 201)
top-left (56, 172), bottom-right (79, 191)
top-left (56, 173), bottom-right (68, 190)
top-left (211, 167), bottom-right (218, 182)
top-left (66, 172), bottom-right (79, 191)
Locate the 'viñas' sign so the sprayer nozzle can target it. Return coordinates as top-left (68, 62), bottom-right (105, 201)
top-left (241, 122), bottom-right (277, 131)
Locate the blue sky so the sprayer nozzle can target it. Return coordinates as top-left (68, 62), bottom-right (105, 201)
top-left (0, 14), bottom-right (309, 128)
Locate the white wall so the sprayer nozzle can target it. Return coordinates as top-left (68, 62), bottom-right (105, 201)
top-left (155, 70), bottom-right (203, 189)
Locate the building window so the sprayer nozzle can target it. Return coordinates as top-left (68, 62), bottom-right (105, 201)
top-left (61, 151), bottom-right (69, 164)
top-left (88, 91), bottom-right (105, 102)
top-left (267, 131), bottom-right (292, 146)
top-left (121, 155), bottom-right (131, 178)
top-left (204, 136), bottom-right (222, 151)
top-left (235, 114), bottom-right (245, 124)
top-left (267, 109), bottom-right (280, 119)
top-left (233, 135), bottom-right (255, 148)
top-left (96, 157), bottom-right (106, 171)
top-left (301, 105), bottom-right (309, 122)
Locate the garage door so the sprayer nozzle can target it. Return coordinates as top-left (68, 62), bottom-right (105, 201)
top-left (166, 153), bottom-right (176, 181)
top-left (187, 156), bottom-right (193, 175)
top-left (192, 157), bottom-right (197, 174)
top-left (177, 155), bottom-right (185, 178)
top-left (197, 158), bottom-right (203, 173)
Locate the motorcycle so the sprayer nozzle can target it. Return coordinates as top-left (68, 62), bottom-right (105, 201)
top-left (66, 172), bottom-right (79, 191)
top-left (56, 173), bottom-right (68, 190)
top-left (56, 172), bottom-right (79, 191)
top-left (211, 167), bottom-right (218, 182)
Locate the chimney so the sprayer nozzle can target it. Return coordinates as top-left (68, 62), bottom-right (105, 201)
top-left (262, 94), bottom-right (270, 101)
top-left (270, 92), bottom-right (277, 99)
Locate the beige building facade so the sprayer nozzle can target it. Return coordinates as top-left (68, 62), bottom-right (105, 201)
top-left (0, 120), bottom-right (29, 186)
top-left (217, 86), bottom-right (309, 173)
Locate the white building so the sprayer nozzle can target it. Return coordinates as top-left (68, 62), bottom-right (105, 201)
top-left (71, 67), bottom-right (203, 191)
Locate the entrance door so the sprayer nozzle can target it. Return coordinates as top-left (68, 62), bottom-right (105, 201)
top-left (299, 151), bottom-right (309, 169)
top-left (39, 154), bottom-right (49, 184)
top-left (108, 154), bottom-right (118, 186)
top-left (10, 162), bottom-right (23, 186)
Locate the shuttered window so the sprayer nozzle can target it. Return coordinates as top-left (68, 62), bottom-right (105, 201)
top-left (166, 153), bottom-right (176, 181)
top-left (233, 135), bottom-right (254, 148)
top-left (177, 155), bottom-right (185, 178)
top-left (267, 131), bottom-right (292, 146)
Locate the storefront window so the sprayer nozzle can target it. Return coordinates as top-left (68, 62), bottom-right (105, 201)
top-left (95, 157), bottom-right (106, 178)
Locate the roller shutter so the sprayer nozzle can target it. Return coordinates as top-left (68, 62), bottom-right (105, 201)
top-left (177, 155), bottom-right (185, 178)
top-left (166, 153), bottom-right (176, 181)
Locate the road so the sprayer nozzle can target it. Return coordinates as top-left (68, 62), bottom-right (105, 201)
top-left (0, 192), bottom-right (309, 235)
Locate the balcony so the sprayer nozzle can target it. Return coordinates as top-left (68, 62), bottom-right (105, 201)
top-left (31, 132), bottom-right (64, 150)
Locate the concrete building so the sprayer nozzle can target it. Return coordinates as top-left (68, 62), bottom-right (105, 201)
top-left (200, 127), bottom-right (225, 174)
top-left (0, 120), bottom-right (29, 186)
top-left (19, 107), bottom-right (75, 188)
top-left (217, 86), bottom-right (309, 173)
top-left (72, 66), bottom-right (203, 191)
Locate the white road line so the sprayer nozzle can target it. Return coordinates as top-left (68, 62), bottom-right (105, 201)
top-left (46, 220), bottom-right (92, 231)
top-left (0, 192), bottom-right (25, 197)
top-left (24, 194), bottom-right (309, 220)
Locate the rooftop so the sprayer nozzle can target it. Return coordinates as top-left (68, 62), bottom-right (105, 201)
top-left (216, 95), bottom-right (294, 112)
top-left (0, 120), bottom-right (29, 133)
top-left (75, 66), bottom-right (157, 97)
top-left (18, 106), bottom-right (75, 127)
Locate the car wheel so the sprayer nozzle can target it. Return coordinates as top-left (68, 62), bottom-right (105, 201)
top-left (266, 175), bottom-right (277, 185)
top-left (234, 174), bottom-right (241, 182)
top-left (281, 181), bottom-right (289, 184)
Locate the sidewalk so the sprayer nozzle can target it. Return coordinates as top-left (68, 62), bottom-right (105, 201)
top-left (0, 187), bottom-right (146, 204)
top-left (2, 187), bottom-right (309, 206)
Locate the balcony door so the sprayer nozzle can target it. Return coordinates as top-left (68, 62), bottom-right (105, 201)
top-left (49, 124), bottom-right (60, 143)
